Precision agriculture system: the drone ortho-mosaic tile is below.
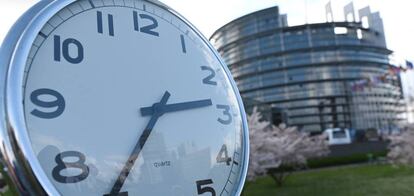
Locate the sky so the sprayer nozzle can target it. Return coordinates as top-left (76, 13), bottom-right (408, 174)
top-left (0, 0), bottom-right (413, 92)
top-left (0, 0), bottom-right (412, 60)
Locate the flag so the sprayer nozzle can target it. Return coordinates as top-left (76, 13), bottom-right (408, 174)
top-left (351, 79), bottom-right (368, 92)
top-left (388, 66), bottom-right (401, 75)
top-left (380, 75), bottom-right (388, 83)
top-left (407, 60), bottom-right (414, 69)
top-left (352, 82), bottom-right (365, 92)
top-left (370, 76), bottom-right (382, 86)
top-left (352, 84), bottom-right (358, 91)
top-left (366, 77), bottom-right (373, 87)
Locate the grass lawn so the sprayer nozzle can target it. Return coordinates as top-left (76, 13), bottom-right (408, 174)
top-left (0, 192), bottom-right (12, 196)
top-left (243, 164), bottom-right (414, 196)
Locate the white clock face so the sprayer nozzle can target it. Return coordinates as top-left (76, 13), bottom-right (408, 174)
top-left (22, 0), bottom-right (246, 195)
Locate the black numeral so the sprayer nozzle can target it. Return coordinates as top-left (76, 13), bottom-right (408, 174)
top-left (30, 88), bottom-right (65, 119)
top-left (133, 11), bottom-right (159, 37)
top-left (201, 66), bottom-right (217, 86)
top-left (196, 179), bottom-right (216, 196)
top-left (97, 11), bottom-right (115, 36)
top-left (217, 105), bottom-right (232, 125)
top-left (54, 35), bottom-right (84, 64)
top-left (52, 151), bottom-right (90, 183)
top-left (216, 145), bottom-right (232, 166)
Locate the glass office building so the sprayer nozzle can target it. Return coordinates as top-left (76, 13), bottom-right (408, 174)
top-left (210, 5), bottom-right (406, 133)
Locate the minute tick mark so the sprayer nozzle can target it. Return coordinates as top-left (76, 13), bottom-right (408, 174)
top-left (180, 34), bottom-right (187, 53)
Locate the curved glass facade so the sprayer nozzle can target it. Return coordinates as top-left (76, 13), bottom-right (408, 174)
top-left (211, 6), bottom-right (406, 133)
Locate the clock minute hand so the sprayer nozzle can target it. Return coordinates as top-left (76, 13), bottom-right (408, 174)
top-left (105, 91), bottom-right (171, 196)
top-left (140, 99), bottom-right (213, 117)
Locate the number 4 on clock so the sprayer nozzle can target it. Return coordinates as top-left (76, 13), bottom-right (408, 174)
top-left (216, 144), bottom-right (232, 166)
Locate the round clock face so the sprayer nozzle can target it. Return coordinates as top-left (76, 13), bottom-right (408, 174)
top-left (21, 0), bottom-right (247, 195)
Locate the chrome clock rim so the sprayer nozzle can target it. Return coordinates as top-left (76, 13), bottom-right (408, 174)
top-left (0, 0), bottom-right (249, 195)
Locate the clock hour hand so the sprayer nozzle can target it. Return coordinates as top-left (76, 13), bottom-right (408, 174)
top-left (140, 99), bottom-right (213, 117)
top-left (105, 91), bottom-right (170, 196)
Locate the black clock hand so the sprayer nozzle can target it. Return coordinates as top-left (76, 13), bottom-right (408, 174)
top-left (140, 99), bottom-right (213, 117)
top-left (105, 91), bottom-right (171, 196)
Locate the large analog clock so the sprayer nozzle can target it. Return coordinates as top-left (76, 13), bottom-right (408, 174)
top-left (0, 0), bottom-right (249, 195)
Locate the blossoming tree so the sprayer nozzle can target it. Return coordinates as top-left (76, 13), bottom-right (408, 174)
top-left (247, 108), bottom-right (330, 185)
top-left (387, 124), bottom-right (414, 165)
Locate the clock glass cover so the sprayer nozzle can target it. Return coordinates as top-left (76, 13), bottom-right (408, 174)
top-left (11, 0), bottom-right (249, 195)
